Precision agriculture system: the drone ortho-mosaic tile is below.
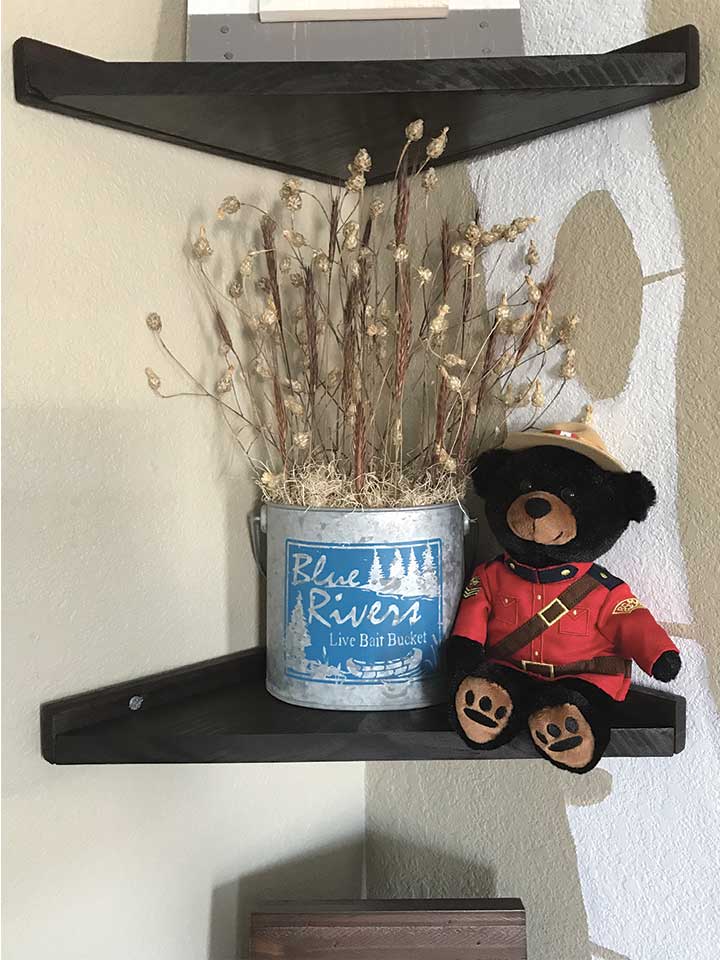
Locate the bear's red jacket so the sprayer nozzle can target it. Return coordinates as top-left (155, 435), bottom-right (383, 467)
top-left (452, 555), bottom-right (678, 700)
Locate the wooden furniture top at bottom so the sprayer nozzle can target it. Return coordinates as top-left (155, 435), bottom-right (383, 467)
top-left (40, 646), bottom-right (686, 764)
top-left (250, 899), bottom-right (527, 960)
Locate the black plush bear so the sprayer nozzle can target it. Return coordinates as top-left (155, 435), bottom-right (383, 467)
top-left (448, 422), bottom-right (681, 774)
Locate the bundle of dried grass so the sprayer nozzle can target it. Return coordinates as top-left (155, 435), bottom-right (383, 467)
top-left (145, 123), bottom-right (579, 508)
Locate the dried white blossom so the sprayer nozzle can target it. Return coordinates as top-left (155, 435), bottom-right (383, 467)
top-left (495, 351), bottom-right (513, 374)
top-left (350, 148), bottom-right (372, 173)
top-left (429, 303), bottom-right (450, 336)
top-left (525, 274), bottom-right (542, 304)
top-left (327, 369), bottom-right (342, 390)
top-left (260, 470), bottom-right (283, 491)
top-left (500, 382), bottom-right (515, 406)
top-left (343, 222), bottom-right (359, 250)
top-left (280, 179), bottom-right (303, 211)
top-left (580, 403), bottom-right (593, 423)
top-left (451, 242), bottom-right (474, 264)
top-left (146, 312), bottom-right (162, 331)
top-left (525, 239), bottom-right (540, 266)
top-left (293, 432), bottom-right (310, 449)
top-left (228, 278), bottom-right (243, 299)
top-left (290, 272), bottom-right (305, 288)
top-left (145, 368), bottom-right (161, 392)
top-left (217, 196), bottom-right (241, 219)
top-left (285, 397), bottom-right (305, 417)
top-left (369, 198), bottom-right (385, 218)
top-left (416, 266), bottom-right (433, 285)
top-left (421, 168), bottom-right (439, 192)
top-left (279, 256), bottom-right (292, 274)
top-left (560, 347), bottom-right (577, 380)
top-left (464, 223), bottom-right (483, 247)
top-left (559, 313), bottom-right (580, 343)
top-left (389, 242), bottom-right (409, 263)
top-left (192, 225), bottom-right (213, 259)
top-left (405, 119), bottom-right (424, 142)
top-left (261, 301), bottom-right (278, 327)
top-left (282, 229), bottom-right (307, 248)
top-left (253, 358), bottom-right (273, 379)
top-left (435, 445), bottom-right (457, 474)
top-left (426, 126), bottom-right (449, 159)
top-left (443, 353), bottom-right (466, 369)
top-left (314, 252), bottom-right (330, 273)
top-left (239, 255), bottom-right (254, 277)
top-left (345, 171), bottom-right (366, 193)
top-left (216, 367), bottom-right (235, 394)
top-left (495, 293), bottom-right (511, 326)
top-left (530, 379), bottom-right (545, 408)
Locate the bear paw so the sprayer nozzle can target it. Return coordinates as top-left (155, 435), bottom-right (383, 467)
top-left (453, 676), bottom-right (514, 749)
top-left (528, 702), bottom-right (600, 774)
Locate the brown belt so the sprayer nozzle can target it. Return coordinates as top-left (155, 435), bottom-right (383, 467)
top-left (517, 656), bottom-right (632, 679)
top-left (489, 572), bottom-right (601, 661)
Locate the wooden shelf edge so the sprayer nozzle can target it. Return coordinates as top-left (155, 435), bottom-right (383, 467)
top-left (40, 647), bottom-right (687, 765)
top-left (13, 25), bottom-right (699, 184)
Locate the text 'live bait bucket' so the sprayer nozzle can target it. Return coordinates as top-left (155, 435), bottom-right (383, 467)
top-left (254, 502), bottom-right (467, 710)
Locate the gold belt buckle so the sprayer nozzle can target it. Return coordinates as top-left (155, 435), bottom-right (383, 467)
top-left (521, 659), bottom-right (556, 679)
top-left (538, 598), bottom-right (569, 628)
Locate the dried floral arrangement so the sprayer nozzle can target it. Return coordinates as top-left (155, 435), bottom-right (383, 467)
top-left (145, 121), bottom-right (580, 508)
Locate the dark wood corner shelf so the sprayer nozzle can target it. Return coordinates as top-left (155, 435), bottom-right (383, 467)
top-left (14, 25), bottom-right (698, 184)
top-left (40, 647), bottom-right (686, 764)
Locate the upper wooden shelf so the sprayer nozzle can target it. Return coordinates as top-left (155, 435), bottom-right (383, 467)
top-left (13, 25), bottom-right (699, 184)
top-left (40, 647), bottom-right (686, 765)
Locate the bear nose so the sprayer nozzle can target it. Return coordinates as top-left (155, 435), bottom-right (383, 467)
top-left (525, 497), bottom-right (551, 519)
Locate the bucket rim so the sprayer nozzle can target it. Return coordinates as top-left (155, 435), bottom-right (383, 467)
top-left (262, 500), bottom-right (464, 516)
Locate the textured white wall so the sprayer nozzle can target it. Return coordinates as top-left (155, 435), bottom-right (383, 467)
top-left (367, 3), bottom-right (720, 959)
top-left (1, 3), bottom-right (364, 959)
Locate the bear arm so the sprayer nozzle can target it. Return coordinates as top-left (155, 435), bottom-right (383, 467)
top-left (597, 582), bottom-right (679, 676)
top-left (451, 564), bottom-right (491, 646)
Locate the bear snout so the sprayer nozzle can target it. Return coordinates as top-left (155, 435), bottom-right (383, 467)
top-left (524, 497), bottom-right (552, 519)
top-left (506, 491), bottom-right (577, 545)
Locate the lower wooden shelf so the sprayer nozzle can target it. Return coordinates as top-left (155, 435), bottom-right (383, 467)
top-left (40, 647), bottom-right (686, 764)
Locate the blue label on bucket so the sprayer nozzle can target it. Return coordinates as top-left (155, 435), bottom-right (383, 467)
top-left (284, 539), bottom-right (443, 684)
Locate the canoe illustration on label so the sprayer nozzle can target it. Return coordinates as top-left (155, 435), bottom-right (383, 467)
top-left (284, 538), bottom-right (443, 685)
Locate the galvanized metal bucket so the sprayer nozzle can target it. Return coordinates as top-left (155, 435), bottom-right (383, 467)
top-left (251, 502), bottom-right (469, 711)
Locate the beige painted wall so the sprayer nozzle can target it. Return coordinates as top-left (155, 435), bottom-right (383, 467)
top-left (1, 4), bottom-right (364, 959)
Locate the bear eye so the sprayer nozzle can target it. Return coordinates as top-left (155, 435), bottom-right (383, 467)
top-left (560, 487), bottom-right (576, 503)
top-left (519, 479), bottom-right (534, 494)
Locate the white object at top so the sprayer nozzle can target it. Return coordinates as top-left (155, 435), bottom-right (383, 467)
top-left (259, 0), bottom-right (448, 22)
top-left (188, 0), bottom-right (518, 13)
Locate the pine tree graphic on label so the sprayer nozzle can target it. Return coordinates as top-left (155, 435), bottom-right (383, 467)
top-left (404, 547), bottom-right (423, 595)
top-left (286, 592), bottom-right (312, 666)
top-left (421, 542), bottom-right (439, 598)
top-left (367, 549), bottom-right (384, 589)
top-left (388, 548), bottom-right (406, 584)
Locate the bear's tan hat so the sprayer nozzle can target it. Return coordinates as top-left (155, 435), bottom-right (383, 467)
top-left (503, 422), bottom-right (626, 473)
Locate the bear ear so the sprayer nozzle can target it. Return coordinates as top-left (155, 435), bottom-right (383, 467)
top-left (471, 448), bottom-right (514, 499)
top-left (618, 470), bottom-right (657, 522)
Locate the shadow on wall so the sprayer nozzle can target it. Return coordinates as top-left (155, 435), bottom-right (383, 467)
top-left (365, 762), bottom-right (614, 960)
top-left (207, 839), bottom-right (364, 960)
top-left (154, 0), bottom-right (188, 61)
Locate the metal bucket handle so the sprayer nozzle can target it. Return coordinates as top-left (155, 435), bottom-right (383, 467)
top-left (249, 504), bottom-right (267, 578)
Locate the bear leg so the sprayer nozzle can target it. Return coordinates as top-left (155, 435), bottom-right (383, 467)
top-left (451, 661), bottom-right (534, 751)
top-left (527, 680), bottom-right (612, 774)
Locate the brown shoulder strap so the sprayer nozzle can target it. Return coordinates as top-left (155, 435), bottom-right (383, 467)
top-left (489, 573), bottom-right (601, 661)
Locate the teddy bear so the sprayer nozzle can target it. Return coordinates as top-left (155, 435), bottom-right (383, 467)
top-left (448, 421), bottom-right (681, 774)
